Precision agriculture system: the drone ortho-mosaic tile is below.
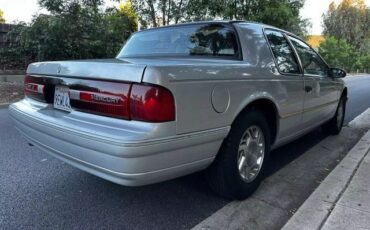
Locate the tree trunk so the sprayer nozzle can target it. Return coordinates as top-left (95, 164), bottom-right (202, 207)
top-left (167, 0), bottom-right (171, 25)
top-left (148, 0), bottom-right (157, 27)
top-left (234, 0), bottom-right (237, 19)
top-left (175, 0), bottom-right (183, 24)
top-left (162, 0), bottom-right (167, 25)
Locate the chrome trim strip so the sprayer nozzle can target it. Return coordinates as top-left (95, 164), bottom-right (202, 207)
top-left (170, 78), bottom-right (304, 83)
top-left (280, 100), bottom-right (339, 119)
top-left (302, 100), bottom-right (339, 113)
top-left (280, 110), bottom-right (302, 119)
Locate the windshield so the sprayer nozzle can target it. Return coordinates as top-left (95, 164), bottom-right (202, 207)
top-left (117, 24), bottom-right (240, 59)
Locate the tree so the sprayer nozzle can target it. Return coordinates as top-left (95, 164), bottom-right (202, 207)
top-left (131, 0), bottom-right (182, 27)
top-left (105, 1), bottom-right (138, 55)
top-left (322, 0), bottom-right (370, 72)
top-left (0, 23), bottom-right (29, 69)
top-left (30, 0), bottom-right (138, 59)
top-left (38, 0), bottom-right (104, 14)
top-left (1, 0), bottom-right (311, 69)
top-left (131, 0), bottom-right (309, 35)
top-left (0, 9), bottom-right (5, 23)
top-left (254, 0), bottom-right (311, 36)
top-left (323, 0), bottom-right (369, 49)
top-left (33, 0), bottom-right (105, 59)
top-left (1, 0), bottom-right (138, 70)
top-left (318, 37), bottom-right (354, 71)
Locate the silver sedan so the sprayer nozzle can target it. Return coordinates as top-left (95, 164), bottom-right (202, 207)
top-left (9, 21), bottom-right (347, 199)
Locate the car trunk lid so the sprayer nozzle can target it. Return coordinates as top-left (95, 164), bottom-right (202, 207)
top-left (24, 60), bottom-right (175, 122)
top-left (27, 59), bottom-right (146, 83)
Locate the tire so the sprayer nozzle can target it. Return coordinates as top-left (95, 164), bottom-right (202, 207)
top-left (206, 109), bottom-right (271, 200)
top-left (323, 96), bottom-right (346, 135)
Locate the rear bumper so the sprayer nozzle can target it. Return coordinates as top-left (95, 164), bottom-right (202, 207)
top-left (9, 99), bottom-right (229, 186)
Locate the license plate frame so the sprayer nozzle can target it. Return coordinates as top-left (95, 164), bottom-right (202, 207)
top-left (54, 85), bottom-right (72, 112)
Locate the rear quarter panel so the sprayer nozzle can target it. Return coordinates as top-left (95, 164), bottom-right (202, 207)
top-left (141, 23), bottom-right (305, 145)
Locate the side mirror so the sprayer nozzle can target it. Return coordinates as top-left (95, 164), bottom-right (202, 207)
top-left (329, 68), bottom-right (346, 78)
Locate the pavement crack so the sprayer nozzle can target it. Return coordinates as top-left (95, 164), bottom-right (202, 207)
top-left (320, 144), bottom-right (332, 151)
top-left (253, 196), bottom-right (287, 212)
top-left (336, 203), bottom-right (370, 214)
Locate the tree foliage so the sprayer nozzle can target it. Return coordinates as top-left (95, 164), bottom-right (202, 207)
top-left (318, 37), bottom-right (354, 71)
top-left (323, 0), bottom-right (369, 49)
top-left (0, 9), bottom-right (5, 23)
top-left (2, 0), bottom-right (311, 69)
top-left (131, 0), bottom-right (310, 35)
top-left (321, 0), bottom-right (370, 72)
top-left (0, 0), bottom-right (138, 69)
top-left (34, 0), bottom-right (126, 59)
top-left (105, 1), bottom-right (138, 55)
top-left (0, 23), bottom-right (29, 69)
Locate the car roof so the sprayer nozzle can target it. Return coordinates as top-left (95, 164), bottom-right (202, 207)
top-left (139, 20), bottom-right (263, 30)
top-left (137, 20), bottom-right (294, 35)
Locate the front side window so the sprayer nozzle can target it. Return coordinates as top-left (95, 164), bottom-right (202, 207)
top-left (117, 24), bottom-right (240, 59)
top-left (265, 29), bottom-right (300, 74)
top-left (288, 36), bottom-right (329, 77)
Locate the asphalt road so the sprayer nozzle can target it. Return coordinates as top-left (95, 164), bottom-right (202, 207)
top-left (343, 75), bottom-right (370, 123)
top-left (1, 75), bottom-right (369, 230)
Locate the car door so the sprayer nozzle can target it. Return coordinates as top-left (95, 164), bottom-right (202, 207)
top-left (264, 29), bottom-right (305, 140)
top-left (287, 35), bottom-right (339, 128)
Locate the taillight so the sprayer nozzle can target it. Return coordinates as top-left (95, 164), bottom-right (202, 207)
top-left (25, 76), bottom-right (176, 122)
top-left (130, 84), bottom-right (175, 122)
top-left (24, 75), bottom-right (45, 102)
top-left (69, 81), bottom-right (131, 120)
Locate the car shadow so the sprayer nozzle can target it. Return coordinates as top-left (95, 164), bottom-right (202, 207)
top-left (266, 127), bottom-right (328, 177)
top-left (11, 127), bottom-right (330, 230)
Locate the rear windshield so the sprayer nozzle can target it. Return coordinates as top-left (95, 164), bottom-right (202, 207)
top-left (117, 24), bottom-right (240, 59)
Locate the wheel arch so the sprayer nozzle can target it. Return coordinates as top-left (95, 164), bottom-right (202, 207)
top-left (233, 98), bottom-right (280, 145)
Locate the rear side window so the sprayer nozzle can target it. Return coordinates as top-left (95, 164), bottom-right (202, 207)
top-left (118, 24), bottom-right (240, 59)
top-left (288, 36), bottom-right (329, 77)
top-left (265, 30), bottom-right (300, 74)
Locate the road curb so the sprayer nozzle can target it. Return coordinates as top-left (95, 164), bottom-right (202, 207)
top-left (192, 128), bottom-right (365, 230)
top-left (0, 103), bottom-right (10, 109)
top-left (192, 108), bottom-right (370, 230)
top-left (282, 110), bottom-right (370, 230)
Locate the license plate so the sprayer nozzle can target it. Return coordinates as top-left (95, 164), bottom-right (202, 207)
top-left (54, 85), bottom-right (72, 112)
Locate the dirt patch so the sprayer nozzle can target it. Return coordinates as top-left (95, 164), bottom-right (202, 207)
top-left (0, 82), bottom-right (24, 104)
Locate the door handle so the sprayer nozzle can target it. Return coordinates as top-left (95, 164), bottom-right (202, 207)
top-left (305, 86), bottom-right (313, 93)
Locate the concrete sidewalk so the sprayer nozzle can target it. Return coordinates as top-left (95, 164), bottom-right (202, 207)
top-left (283, 109), bottom-right (370, 230)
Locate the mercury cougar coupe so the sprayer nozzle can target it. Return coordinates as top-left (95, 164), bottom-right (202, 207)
top-left (9, 21), bottom-right (347, 199)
